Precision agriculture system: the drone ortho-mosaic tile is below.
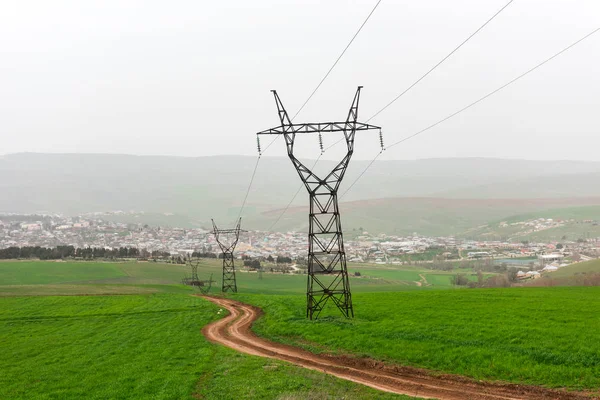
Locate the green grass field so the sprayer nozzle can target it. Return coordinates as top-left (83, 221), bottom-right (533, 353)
top-left (350, 264), bottom-right (482, 287)
top-left (0, 261), bottom-right (128, 285)
top-left (0, 260), bottom-right (438, 399)
top-left (237, 287), bottom-right (600, 390)
top-left (0, 293), bottom-right (407, 400)
top-left (2, 259), bottom-right (598, 398)
top-left (0, 260), bottom-right (460, 296)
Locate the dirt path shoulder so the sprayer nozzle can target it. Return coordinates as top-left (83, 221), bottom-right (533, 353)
top-left (200, 296), bottom-right (595, 400)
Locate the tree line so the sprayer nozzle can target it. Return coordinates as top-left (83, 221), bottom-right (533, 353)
top-left (0, 246), bottom-right (296, 264)
top-left (0, 246), bottom-right (170, 260)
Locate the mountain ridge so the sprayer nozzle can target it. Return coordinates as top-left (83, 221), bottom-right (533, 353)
top-left (2, 153), bottom-right (600, 235)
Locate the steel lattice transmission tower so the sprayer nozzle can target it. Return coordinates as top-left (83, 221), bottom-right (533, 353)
top-left (182, 258), bottom-right (200, 286)
top-left (257, 87), bottom-right (381, 319)
top-left (189, 258), bottom-right (200, 283)
top-left (212, 218), bottom-right (244, 293)
top-left (182, 258), bottom-right (216, 294)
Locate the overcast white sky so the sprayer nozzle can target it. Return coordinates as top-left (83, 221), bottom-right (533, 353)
top-left (1, 0), bottom-right (599, 161)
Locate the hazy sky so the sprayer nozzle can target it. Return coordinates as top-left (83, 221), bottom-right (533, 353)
top-left (1, 0), bottom-right (599, 161)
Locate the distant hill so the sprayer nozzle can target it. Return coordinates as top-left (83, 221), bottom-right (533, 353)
top-left (457, 205), bottom-right (600, 241)
top-left (552, 259), bottom-right (600, 278)
top-left (248, 197), bottom-right (600, 237)
top-left (435, 172), bottom-right (600, 199)
top-left (2, 153), bottom-right (600, 234)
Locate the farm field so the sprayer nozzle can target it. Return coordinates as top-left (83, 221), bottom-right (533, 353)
top-left (0, 260), bottom-right (460, 296)
top-left (0, 293), bottom-right (407, 400)
top-left (237, 287), bottom-right (600, 391)
top-left (349, 263), bottom-right (483, 287)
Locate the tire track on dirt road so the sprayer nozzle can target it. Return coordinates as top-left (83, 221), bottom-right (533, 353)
top-left (200, 296), bottom-right (595, 400)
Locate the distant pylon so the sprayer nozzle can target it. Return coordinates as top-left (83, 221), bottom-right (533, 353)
top-left (256, 87), bottom-right (382, 319)
top-left (190, 259), bottom-right (199, 282)
top-left (212, 218), bottom-right (244, 293)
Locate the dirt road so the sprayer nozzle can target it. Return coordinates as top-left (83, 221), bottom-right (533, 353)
top-left (201, 296), bottom-right (594, 400)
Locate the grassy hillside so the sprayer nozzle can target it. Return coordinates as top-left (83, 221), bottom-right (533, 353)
top-left (520, 224), bottom-right (600, 242)
top-left (254, 197), bottom-right (600, 236)
top-left (461, 205), bottom-right (600, 241)
top-left (239, 288), bottom-right (600, 390)
top-left (0, 294), bottom-right (405, 400)
top-left (551, 259), bottom-right (600, 278)
top-left (502, 205), bottom-right (600, 223)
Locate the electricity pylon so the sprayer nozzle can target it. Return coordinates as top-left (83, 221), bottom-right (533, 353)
top-left (182, 259), bottom-right (215, 294)
top-left (256, 87), bottom-right (381, 319)
top-left (212, 218), bottom-right (244, 293)
top-left (189, 257), bottom-right (200, 283)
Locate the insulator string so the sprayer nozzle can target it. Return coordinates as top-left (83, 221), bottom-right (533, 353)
top-left (256, 135), bottom-right (262, 156)
top-left (318, 133), bottom-right (324, 154)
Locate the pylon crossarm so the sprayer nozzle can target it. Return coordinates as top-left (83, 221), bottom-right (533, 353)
top-left (213, 229), bottom-right (242, 234)
top-left (256, 122), bottom-right (380, 135)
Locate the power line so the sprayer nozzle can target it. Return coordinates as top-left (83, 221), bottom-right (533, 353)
top-left (340, 26), bottom-right (600, 199)
top-left (235, 155), bottom-right (261, 222)
top-left (322, 0), bottom-right (514, 154)
top-left (292, 0), bottom-right (384, 121)
top-left (386, 26), bottom-right (600, 150)
top-left (339, 152), bottom-right (383, 199)
top-left (366, 0), bottom-right (515, 123)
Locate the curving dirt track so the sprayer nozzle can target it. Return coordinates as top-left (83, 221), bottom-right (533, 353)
top-left (201, 296), bottom-right (596, 400)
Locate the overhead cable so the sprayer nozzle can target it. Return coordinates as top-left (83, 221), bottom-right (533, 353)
top-left (322, 0), bottom-right (515, 154)
top-left (366, 0), bottom-right (515, 123)
top-left (235, 155), bottom-right (262, 221)
top-left (292, 0), bottom-right (384, 121)
top-left (340, 26), bottom-right (600, 199)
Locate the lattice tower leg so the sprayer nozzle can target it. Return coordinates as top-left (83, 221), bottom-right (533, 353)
top-left (307, 191), bottom-right (353, 320)
top-left (191, 264), bottom-right (199, 282)
top-left (222, 252), bottom-right (237, 293)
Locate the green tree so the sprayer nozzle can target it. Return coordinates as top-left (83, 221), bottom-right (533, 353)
top-left (450, 273), bottom-right (469, 286)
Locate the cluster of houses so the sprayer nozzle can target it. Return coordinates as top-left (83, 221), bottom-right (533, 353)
top-left (2, 214), bottom-right (600, 270)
